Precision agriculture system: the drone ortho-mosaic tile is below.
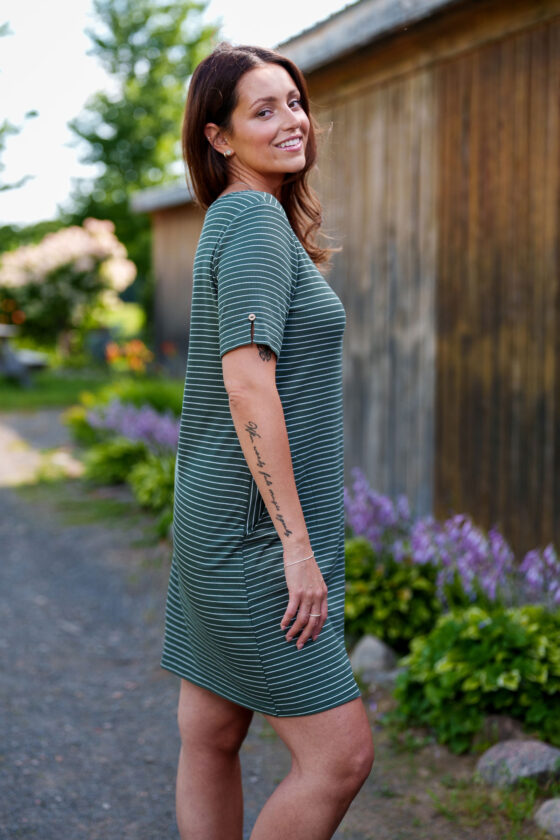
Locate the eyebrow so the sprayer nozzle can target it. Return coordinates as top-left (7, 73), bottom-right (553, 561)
top-left (250, 89), bottom-right (300, 109)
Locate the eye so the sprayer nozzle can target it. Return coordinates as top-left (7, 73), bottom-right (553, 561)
top-left (289, 98), bottom-right (302, 109)
top-left (256, 108), bottom-right (273, 118)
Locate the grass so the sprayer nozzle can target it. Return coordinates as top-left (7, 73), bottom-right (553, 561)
top-left (17, 478), bottom-right (143, 529)
top-left (0, 368), bottom-right (112, 410)
top-left (427, 775), bottom-right (560, 839)
top-left (0, 367), bottom-right (184, 412)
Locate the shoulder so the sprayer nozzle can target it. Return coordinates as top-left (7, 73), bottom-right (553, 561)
top-left (209, 191), bottom-right (293, 244)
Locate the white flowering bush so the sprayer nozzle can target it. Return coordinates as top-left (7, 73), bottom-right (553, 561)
top-left (0, 219), bottom-right (136, 342)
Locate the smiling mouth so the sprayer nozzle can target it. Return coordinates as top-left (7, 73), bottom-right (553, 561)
top-left (276, 137), bottom-right (303, 150)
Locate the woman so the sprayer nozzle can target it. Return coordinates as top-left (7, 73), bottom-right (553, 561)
top-left (161, 42), bottom-right (374, 840)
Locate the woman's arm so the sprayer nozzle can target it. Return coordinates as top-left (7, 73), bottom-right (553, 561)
top-left (222, 341), bottom-right (328, 650)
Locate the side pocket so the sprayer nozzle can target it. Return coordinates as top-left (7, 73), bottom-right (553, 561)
top-left (245, 477), bottom-right (267, 535)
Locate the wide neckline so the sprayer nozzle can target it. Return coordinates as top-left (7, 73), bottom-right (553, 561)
top-left (211, 189), bottom-right (280, 206)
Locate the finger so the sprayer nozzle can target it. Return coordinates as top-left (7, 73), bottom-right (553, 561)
top-left (280, 595), bottom-right (299, 631)
top-left (285, 600), bottom-right (312, 641)
top-left (296, 613), bottom-right (321, 650)
top-left (312, 601), bottom-right (328, 641)
top-left (286, 595), bottom-right (314, 642)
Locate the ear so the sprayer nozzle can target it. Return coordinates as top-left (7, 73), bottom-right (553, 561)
top-left (204, 123), bottom-right (232, 157)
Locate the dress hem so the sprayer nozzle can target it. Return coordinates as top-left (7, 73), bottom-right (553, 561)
top-left (160, 659), bottom-right (362, 718)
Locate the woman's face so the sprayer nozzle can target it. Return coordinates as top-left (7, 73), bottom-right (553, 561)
top-left (221, 63), bottom-right (310, 192)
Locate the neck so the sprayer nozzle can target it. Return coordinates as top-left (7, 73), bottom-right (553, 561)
top-left (226, 167), bottom-right (283, 198)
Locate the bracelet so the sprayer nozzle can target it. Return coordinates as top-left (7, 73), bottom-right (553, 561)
top-left (285, 552), bottom-right (314, 567)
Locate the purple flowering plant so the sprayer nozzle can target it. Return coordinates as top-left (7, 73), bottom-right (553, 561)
top-left (87, 398), bottom-right (180, 454)
top-left (345, 468), bottom-right (559, 611)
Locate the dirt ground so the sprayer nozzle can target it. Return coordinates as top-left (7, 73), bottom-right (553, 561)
top-left (0, 409), bottom-right (551, 840)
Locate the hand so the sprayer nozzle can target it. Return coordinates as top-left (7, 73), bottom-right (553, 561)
top-left (280, 553), bottom-right (328, 650)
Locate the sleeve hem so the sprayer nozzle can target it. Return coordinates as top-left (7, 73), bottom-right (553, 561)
top-left (219, 326), bottom-right (282, 360)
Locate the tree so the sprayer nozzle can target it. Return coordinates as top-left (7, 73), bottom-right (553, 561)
top-left (67, 0), bottom-right (217, 309)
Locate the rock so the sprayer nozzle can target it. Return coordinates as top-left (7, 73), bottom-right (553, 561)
top-left (535, 799), bottom-right (560, 838)
top-left (350, 635), bottom-right (398, 687)
top-left (476, 740), bottom-right (560, 788)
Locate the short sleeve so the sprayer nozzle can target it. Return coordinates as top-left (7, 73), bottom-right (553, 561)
top-left (214, 201), bottom-right (295, 358)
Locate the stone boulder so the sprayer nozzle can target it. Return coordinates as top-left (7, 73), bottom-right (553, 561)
top-left (476, 740), bottom-right (560, 788)
top-left (535, 799), bottom-right (560, 839)
top-left (350, 635), bottom-right (400, 688)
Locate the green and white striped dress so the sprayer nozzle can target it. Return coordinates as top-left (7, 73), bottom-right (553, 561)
top-left (161, 190), bottom-right (360, 716)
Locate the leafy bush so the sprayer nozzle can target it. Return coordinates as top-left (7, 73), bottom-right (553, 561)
top-left (345, 537), bottom-right (441, 653)
top-left (0, 219), bottom-right (135, 342)
top-left (84, 438), bottom-right (147, 485)
top-left (64, 405), bottom-right (103, 446)
top-left (128, 454), bottom-right (175, 512)
top-left (128, 454), bottom-right (175, 537)
top-left (392, 605), bottom-right (560, 753)
top-left (80, 377), bottom-right (183, 416)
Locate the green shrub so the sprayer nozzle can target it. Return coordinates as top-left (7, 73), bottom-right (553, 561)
top-left (63, 405), bottom-right (102, 446)
top-left (344, 537), bottom-right (441, 653)
top-left (84, 438), bottom-right (148, 485)
top-left (128, 454), bottom-right (175, 537)
top-left (81, 377), bottom-right (183, 416)
top-left (392, 605), bottom-right (560, 753)
top-left (128, 454), bottom-right (175, 512)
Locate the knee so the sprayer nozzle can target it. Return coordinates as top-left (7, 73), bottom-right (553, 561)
top-left (342, 738), bottom-right (375, 789)
top-left (329, 734), bottom-right (374, 797)
top-left (177, 702), bottom-right (251, 758)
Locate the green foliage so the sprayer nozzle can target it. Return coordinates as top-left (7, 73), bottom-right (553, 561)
top-left (345, 536), bottom-right (441, 653)
top-left (79, 376), bottom-right (183, 415)
top-left (393, 605), bottom-right (560, 753)
top-left (128, 453), bottom-right (174, 511)
top-left (0, 220), bottom-right (135, 343)
top-left (66, 0), bottom-right (217, 291)
top-left (0, 219), bottom-right (66, 257)
top-left (64, 405), bottom-right (103, 446)
top-left (128, 454), bottom-right (175, 537)
top-left (84, 437), bottom-right (148, 484)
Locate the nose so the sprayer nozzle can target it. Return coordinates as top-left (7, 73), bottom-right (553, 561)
top-left (280, 103), bottom-right (301, 130)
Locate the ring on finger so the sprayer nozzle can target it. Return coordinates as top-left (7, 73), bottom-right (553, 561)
top-left (309, 613), bottom-right (321, 617)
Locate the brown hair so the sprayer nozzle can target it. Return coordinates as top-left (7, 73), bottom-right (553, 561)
top-left (182, 42), bottom-right (329, 266)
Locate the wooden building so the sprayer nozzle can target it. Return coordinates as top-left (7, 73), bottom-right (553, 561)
top-left (133, 0), bottom-right (560, 555)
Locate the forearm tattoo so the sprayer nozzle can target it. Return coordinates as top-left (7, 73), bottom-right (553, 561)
top-left (256, 344), bottom-right (272, 362)
top-left (244, 420), bottom-right (293, 538)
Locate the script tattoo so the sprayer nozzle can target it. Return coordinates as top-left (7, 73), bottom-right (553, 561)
top-left (256, 344), bottom-right (272, 362)
top-left (244, 420), bottom-right (293, 537)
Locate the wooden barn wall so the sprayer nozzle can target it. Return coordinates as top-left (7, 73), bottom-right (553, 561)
top-left (435, 16), bottom-right (560, 554)
top-left (315, 70), bottom-right (438, 517)
top-left (308, 0), bottom-right (560, 550)
top-left (152, 204), bottom-right (203, 374)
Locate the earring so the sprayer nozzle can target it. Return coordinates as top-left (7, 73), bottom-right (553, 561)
top-left (223, 149), bottom-right (233, 158)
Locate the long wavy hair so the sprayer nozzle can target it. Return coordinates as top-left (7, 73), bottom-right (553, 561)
top-left (182, 42), bottom-right (329, 266)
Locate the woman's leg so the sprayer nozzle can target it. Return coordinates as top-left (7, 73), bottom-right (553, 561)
top-left (176, 678), bottom-right (254, 840)
top-left (250, 697), bottom-right (374, 840)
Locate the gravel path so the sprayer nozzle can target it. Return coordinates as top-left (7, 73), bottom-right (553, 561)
top-left (0, 410), bottom-right (487, 840)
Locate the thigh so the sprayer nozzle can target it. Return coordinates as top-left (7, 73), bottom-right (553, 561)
top-left (263, 697), bottom-right (373, 770)
top-left (177, 678), bottom-right (254, 753)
